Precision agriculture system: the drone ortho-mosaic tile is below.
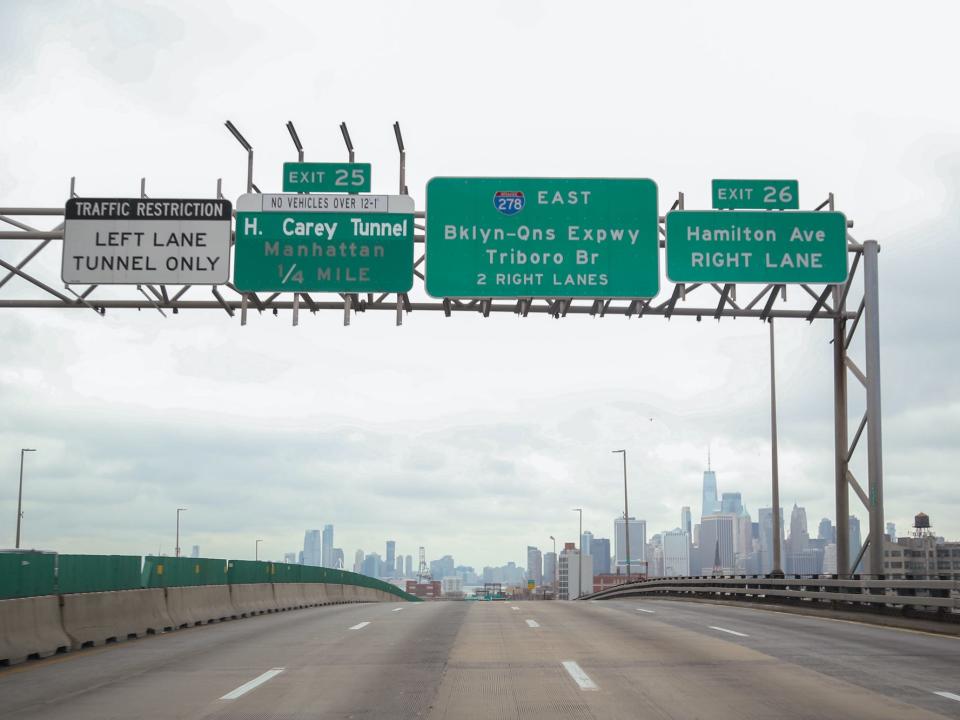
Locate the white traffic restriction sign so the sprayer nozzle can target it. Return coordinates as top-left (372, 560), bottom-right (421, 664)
top-left (62, 198), bottom-right (232, 285)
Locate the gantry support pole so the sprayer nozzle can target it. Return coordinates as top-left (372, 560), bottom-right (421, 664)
top-left (833, 287), bottom-right (850, 577)
top-left (863, 240), bottom-right (884, 578)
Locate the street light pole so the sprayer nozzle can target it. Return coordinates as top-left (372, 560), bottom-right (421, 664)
top-left (255, 538), bottom-right (263, 561)
top-left (613, 449), bottom-right (630, 581)
top-left (573, 508), bottom-right (583, 599)
top-left (175, 508), bottom-right (187, 558)
top-left (768, 319), bottom-right (784, 578)
top-left (549, 535), bottom-right (556, 596)
top-left (15, 448), bottom-right (36, 549)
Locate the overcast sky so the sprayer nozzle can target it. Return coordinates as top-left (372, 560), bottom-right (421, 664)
top-left (1, 1), bottom-right (958, 571)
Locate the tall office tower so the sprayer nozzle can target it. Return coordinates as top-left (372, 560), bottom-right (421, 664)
top-left (430, 555), bottom-right (455, 580)
top-left (681, 506), bottom-right (692, 538)
top-left (662, 529), bottom-right (691, 576)
top-left (321, 525), bottom-right (334, 568)
top-left (701, 472), bottom-right (720, 521)
top-left (543, 551), bottom-right (558, 588)
top-left (386, 540), bottom-right (396, 577)
top-left (361, 552), bottom-right (382, 578)
top-left (614, 517), bottom-right (647, 572)
top-left (404, 554), bottom-right (413, 577)
top-left (298, 551), bottom-right (304, 565)
top-left (758, 507), bottom-right (785, 574)
top-left (303, 530), bottom-right (323, 566)
top-left (526, 546), bottom-right (543, 585)
top-left (699, 514), bottom-right (735, 573)
top-left (332, 548), bottom-right (344, 569)
top-left (818, 517), bottom-right (835, 543)
top-left (190, 545), bottom-right (200, 558)
top-left (581, 531), bottom-right (594, 557)
top-left (822, 543), bottom-right (838, 574)
top-left (591, 538), bottom-right (611, 575)
top-left (885, 522), bottom-right (897, 542)
top-left (849, 516), bottom-right (862, 571)
top-left (789, 505), bottom-right (809, 553)
top-left (353, 549), bottom-right (364, 573)
top-left (283, 552), bottom-right (297, 564)
top-left (558, 544), bottom-right (593, 600)
top-left (720, 492), bottom-right (743, 515)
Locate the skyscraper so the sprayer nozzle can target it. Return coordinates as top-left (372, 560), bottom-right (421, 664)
top-left (591, 538), bottom-right (611, 575)
top-left (581, 531), bottom-right (594, 557)
top-left (662, 529), bottom-right (691, 576)
top-left (543, 551), bottom-right (558, 589)
top-left (321, 525), bottom-right (334, 568)
top-left (699, 514), bottom-right (735, 573)
top-left (886, 522), bottom-right (896, 542)
top-left (332, 548), bottom-right (344, 569)
top-left (386, 540), bottom-right (396, 577)
top-left (818, 517), bottom-right (835, 543)
top-left (303, 530), bottom-right (322, 566)
top-left (283, 552), bottom-right (297, 564)
top-left (789, 505), bottom-right (810, 557)
top-left (614, 517), bottom-right (647, 572)
top-left (353, 549), bottom-right (364, 573)
top-left (527, 546), bottom-right (543, 586)
top-left (681, 507), bottom-right (692, 538)
top-left (404, 554), bottom-right (413, 577)
top-left (849, 515), bottom-right (862, 571)
top-left (758, 507), bottom-right (785, 574)
top-left (190, 545), bottom-right (200, 558)
top-left (701, 469), bottom-right (720, 521)
top-left (430, 555), bottom-right (455, 580)
top-left (720, 492), bottom-right (743, 515)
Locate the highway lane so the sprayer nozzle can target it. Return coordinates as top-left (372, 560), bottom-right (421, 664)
top-left (1, 598), bottom-right (958, 718)
top-left (1, 600), bottom-right (461, 719)
top-left (594, 597), bottom-right (960, 718)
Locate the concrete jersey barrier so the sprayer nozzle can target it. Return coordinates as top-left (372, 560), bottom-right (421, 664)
top-left (166, 585), bottom-right (236, 627)
top-left (230, 583), bottom-right (278, 616)
top-left (62, 588), bottom-right (172, 649)
top-left (0, 595), bottom-right (70, 665)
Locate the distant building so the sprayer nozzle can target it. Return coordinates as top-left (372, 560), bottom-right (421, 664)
top-left (362, 552), bottom-right (382, 578)
top-left (321, 525), bottom-right (334, 568)
top-left (396, 556), bottom-right (404, 577)
top-left (543, 551), bottom-right (558, 588)
top-left (558, 543), bottom-right (593, 600)
top-left (721, 492), bottom-right (743, 515)
top-left (482, 561), bottom-right (525, 586)
top-left (303, 530), bottom-right (322, 567)
top-left (591, 538), bottom-right (611, 575)
top-left (332, 548), bottom-right (344, 569)
top-left (405, 554), bottom-right (413, 577)
top-left (581, 531), bottom-right (594, 557)
top-left (849, 516), bottom-right (863, 572)
top-left (662, 529), bottom-right (691, 576)
top-left (526, 546), bottom-right (543, 586)
top-left (386, 540), bottom-right (396, 578)
top-left (818, 518), bottom-right (835, 543)
top-left (614, 517), bottom-right (647, 572)
top-left (353, 549), bottom-right (364, 573)
top-left (886, 522), bottom-right (897, 542)
top-left (699, 514), bottom-right (735, 574)
top-left (758, 507), bottom-right (785, 574)
top-left (681, 507), bottom-right (692, 538)
top-left (441, 576), bottom-right (464, 596)
top-left (298, 550), bottom-right (304, 565)
top-left (701, 466), bottom-right (720, 520)
top-left (190, 545), bottom-right (200, 558)
top-left (430, 555), bottom-right (455, 580)
top-left (822, 543), bottom-right (838, 574)
top-left (283, 552), bottom-right (297, 564)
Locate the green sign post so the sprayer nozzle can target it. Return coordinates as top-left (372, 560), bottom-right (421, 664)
top-left (234, 193), bottom-right (413, 293)
top-left (711, 179), bottom-right (799, 210)
top-left (282, 162), bottom-right (372, 193)
top-left (425, 177), bottom-right (659, 298)
top-left (665, 210), bottom-right (848, 284)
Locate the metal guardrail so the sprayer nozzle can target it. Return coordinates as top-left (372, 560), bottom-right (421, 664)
top-left (581, 575), bottom-right (960, 616)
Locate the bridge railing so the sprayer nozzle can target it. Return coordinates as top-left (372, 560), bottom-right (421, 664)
top-left (580, 574), bottom-right (960, 619)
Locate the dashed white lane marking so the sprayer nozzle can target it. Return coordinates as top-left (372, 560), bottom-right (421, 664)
top-left (933, 691), bottom-right (960, 702)
top-left (562, 661), bottom-right (598, 691)
top-left (709, 625), bottom-right (749, 638)
top-left (635, 608), bottom-right (655, 614)
top-left (392, 607), bottom-right (404, 612)
top-left (349, 621), bottom-right (371, 630)
top-left (526, 619), bottom-right (540, 628)
top-left (220, 668), bottom-right (285, 700)
top-left (511, 606), bottom-right (519, 610)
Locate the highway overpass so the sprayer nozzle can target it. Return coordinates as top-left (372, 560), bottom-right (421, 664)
top-left (2, 598), bottom-right (958, 719)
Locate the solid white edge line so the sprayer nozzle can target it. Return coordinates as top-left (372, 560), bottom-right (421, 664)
top-left (933, 691), bottom-right (960, 702)
top-left (220, 667), bottom-right (285, 700)
top-left (635, 608), bottom-right (655, 613)
top-left (561, 661), bottom-right (598, 691)
top-left (525, 619), bottom-right (540, 628)
top-left (349, 621), bottom-right (371, 630)
top-left (392, 607), bottom-right (404, 612)
top-left (709, 625), bottom-right (749, 637)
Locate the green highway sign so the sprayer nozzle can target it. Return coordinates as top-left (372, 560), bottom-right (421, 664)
top-left (425, 177), bottom-right (659, 298)
top-left (665, 210), bottom-right (848, 284)
top-left (282, 162), bottom-right (371, 193)
top-left (234, 193), bottom-right (413, 293)
top-left (711, 179), bottom-right (798, 210)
